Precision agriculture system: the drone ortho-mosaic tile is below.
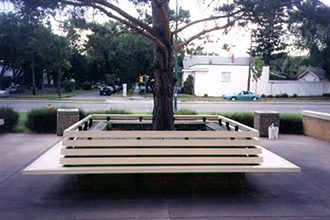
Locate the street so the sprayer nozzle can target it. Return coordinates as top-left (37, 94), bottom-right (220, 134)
top-left (1, 91), bottom-right (330, 113)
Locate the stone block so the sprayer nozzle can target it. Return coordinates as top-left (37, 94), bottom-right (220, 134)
top-left (57, 108), bottom-right (79, 136)
top-left (254, 111), bottom-right (280, 137)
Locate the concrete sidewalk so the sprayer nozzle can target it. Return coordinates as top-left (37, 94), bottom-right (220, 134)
top-left (0, 133), bottom-right (330, 220)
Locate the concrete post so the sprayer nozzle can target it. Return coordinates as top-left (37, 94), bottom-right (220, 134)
top-left (57, 108), bottom-right (79, 136)
top-left (254, 111), bottom-right (280, 137)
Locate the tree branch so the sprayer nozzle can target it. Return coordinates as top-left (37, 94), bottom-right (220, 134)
top-left (59, 0), bottom-right (167, 52)
top-left (173, 18), bottom-right (239, 51)
top-left (173, 10), bottom-right (242, 35)
top-left (83, 0), bottom-right (155, 35)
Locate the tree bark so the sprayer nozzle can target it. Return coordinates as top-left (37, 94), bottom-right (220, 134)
top-left (151, 0), bottom-right (174, 130)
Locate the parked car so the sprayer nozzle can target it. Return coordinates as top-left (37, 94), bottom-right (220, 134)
top-left (0, 90), bottom-right (9, 98)
top-left (224, 90), bottom-right (260, 101)
top-left (100, 86), bottom-right (115, 95)
top-left (5, 85), bottom-right (23, 93)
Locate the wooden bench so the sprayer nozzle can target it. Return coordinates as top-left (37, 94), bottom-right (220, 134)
top-left (60, 114), bottom-right (263, 172)
top-left (23, 114), bottom-right (300, 178)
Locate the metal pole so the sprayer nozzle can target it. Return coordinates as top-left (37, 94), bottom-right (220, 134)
top-left (174, 0), bottom-right (178, 110)
top-left (247, 34), bottom-right (252, 91)
top-left (144, 73), bottom-right (147, 98)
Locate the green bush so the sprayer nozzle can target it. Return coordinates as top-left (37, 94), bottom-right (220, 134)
top-left (0, 107), bottom-right (19, 132)
top-left (280, 93), bottom-right (289, 98)
top-left (183, 75), bottom-right (194, 94)
top-left (82, 81), bottom-right (92, 90)
top-left (220, 112), bottom-right (254, 127)
top-left (280, 113), bottom-right (303, 134)
top-left (174, 109), bottom-right (198, 115)
top-left (26, 108), bottom-right (57, 133)
top-left (62, 80), bottom-right (75, 92)
top-left (83, 109), bottom-right (131, 118)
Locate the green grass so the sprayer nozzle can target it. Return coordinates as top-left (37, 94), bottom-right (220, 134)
top-left (14, 112), bottom-right (28, 133)
top-left (16, 89), bottom-right (98, 99)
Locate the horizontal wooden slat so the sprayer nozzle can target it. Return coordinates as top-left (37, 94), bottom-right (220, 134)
top-left (91, 114), bottom-right (153, 121)
top-left (60, 156), bottom-right (263, 165)
top-left (62, 139), bottom-right (261, 147)
top-left (63, 130), bottom-right (259, 138)
top-left (61, 147), bottom-right (262, 156)
top-left (218, 115), bottom-right (259, 132)
top-left (173, 115), bottom-right (219, 120)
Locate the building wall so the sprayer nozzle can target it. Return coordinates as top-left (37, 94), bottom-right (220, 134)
top-left (182, 65), bottom-right (269, 97)
top-left (298, 72), bottom-right (319, 82)
top-left (266, 81), bottom-right (324, 96)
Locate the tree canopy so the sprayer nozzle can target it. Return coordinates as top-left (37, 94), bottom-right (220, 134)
top-left (4, 0), bottom-right (330, 129)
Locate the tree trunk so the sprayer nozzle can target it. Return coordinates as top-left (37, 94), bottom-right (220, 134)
top-left (57, 64), bottom-right (61, 99)
top-left (31, 53), bottom-right (36, 95)
top-left (0, 64), bottom-right (6, 90)
top-left (151, 0), bottom-right (174, 130)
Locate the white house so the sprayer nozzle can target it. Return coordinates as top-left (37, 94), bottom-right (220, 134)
top-left (182, 55), bottom-right (269, 96)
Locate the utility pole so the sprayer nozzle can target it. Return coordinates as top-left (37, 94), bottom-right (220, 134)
top-left (174, 0), bottom-right (178, 110)
top-left (247, 34), bottom-right (252, 91)
top-left (144, 73), bottom-right (147, 98)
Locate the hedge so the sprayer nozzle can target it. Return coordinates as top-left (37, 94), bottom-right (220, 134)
top-left (0, 107), bottom-right (19, 132)
top-left (26, 107), bottom-right (58, 133)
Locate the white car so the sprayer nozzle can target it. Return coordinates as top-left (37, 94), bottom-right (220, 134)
top-left (0, 90), bottom-right (9, 98)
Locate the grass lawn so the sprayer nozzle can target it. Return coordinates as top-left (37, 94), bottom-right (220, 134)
top-left (14, 112), bottom-right (28, 133)
top-left (16, 89), bottom-right (98, 99)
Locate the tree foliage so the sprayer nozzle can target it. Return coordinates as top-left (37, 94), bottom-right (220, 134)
top-left (251, 55), bottom-right (264, 94)
top-left (289, 0), bottom-right (330, 78)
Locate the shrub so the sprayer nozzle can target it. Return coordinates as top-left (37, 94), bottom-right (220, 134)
top-left (322, 93), bottom-right (330, 97)
top-left (62, 80), bottom-right (75, 92)
top-left (183, 75), bottom-right (194, 95)
top-left (26, 108), bottom-right (57, 133)
top-left (82, 81), bottom-right (92, 90)
top-left (280, 113), bottom-right (303, 134)
top-left (220, 112), bottom-right (254, 127)
top-left (293, 94), bottom-right (298, 97)
top-left (0, 107), bottom-right (19, 132)
top-left (280, 93), bottom-right (289, 98)
top-left (261, 94), bottom-right (266, 98)
top-left (83, 109), bottom-right (131, 118)
top-left (174, 109), bottom-right (198, 115)
top-left (267, 95), bottom-right (273, 98)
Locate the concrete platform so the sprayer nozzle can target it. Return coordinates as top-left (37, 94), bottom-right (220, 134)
top-left (1, 133), bottom-right (330, 220)
top-left (23, 140), bottom-right (300, 175)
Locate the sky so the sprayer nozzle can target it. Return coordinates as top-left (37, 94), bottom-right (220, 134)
top-left (1, 0), bottom-right (330, 57)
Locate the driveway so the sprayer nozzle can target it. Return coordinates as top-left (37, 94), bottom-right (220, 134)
top-left (0, 133), bottom-right (330, 219)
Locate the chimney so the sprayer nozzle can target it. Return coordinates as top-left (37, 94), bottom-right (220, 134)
top-left (231, 54), bottom-right (235, 63)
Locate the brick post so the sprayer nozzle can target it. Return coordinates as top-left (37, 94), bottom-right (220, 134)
top-left (57, 109), bottom-right (79, 136)
top-left (254, 111), bottom-right (280, 137)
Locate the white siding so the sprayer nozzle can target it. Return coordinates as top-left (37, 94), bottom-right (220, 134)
top-left (183, 65), bottom-right (269, 97)
top-left (266, 81), bottom-right (324, 96)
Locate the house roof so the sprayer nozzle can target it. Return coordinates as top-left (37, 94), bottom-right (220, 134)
top-left (298, 69), bottom-right (326, 79)
top-left (183, 56), bottom-right (250, 68)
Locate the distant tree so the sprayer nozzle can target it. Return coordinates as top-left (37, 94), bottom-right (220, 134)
top-left (247, 0), bottom-right (290, 65)
top-left (252, 56), bottom-right (264, 95)
top-left (183, 75), bottom-right (194, 95)
top-left (289, 0), bottom-right (330, 79)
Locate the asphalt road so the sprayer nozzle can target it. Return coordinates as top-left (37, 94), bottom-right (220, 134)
top-left (1, 97), bottom-right (330, 113)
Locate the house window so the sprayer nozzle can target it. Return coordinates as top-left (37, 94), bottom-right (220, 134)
top-left (222, 72), bottom-right (231, 82)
